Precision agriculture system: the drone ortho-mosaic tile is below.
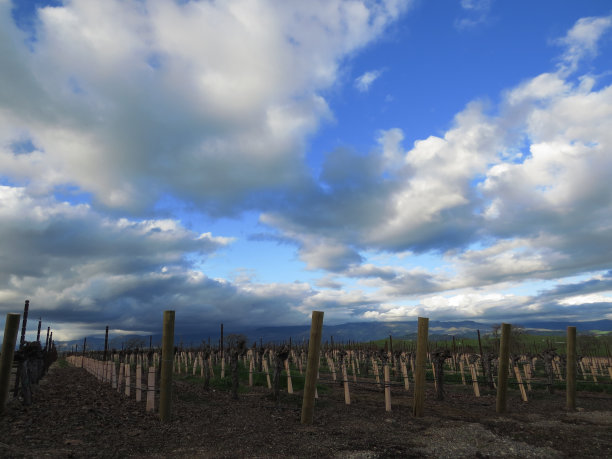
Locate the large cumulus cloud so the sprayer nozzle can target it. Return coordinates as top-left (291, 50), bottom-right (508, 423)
top-left (262, 15), bottom-right (612, 295)
top-left (0, 0), bottom-right (410, 214)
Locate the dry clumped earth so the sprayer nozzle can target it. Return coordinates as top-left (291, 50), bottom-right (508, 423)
top-left (1, 363), bottom-right (611, 458)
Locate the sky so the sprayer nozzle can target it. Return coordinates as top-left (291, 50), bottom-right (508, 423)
top-left (1, 0), bottom-right (612, 341)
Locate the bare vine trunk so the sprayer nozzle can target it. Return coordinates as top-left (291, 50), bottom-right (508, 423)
top-left (432, 349), bottom-right (451, 401)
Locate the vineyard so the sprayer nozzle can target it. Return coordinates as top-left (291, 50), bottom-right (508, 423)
top-left (1, 310), bottom-right (612, 457)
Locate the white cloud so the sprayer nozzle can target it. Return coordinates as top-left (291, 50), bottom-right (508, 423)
top-left (354, 69), bottom-right (383, 92)
top-left (0, 0), bottom-right (410, 214)
top-left (557, 15), bottom-right (612, 73)
top-left (262, 15), bottom-right (612, 304)
top-left (455, 0), bottom-right (493, 30)
top-left (3, 7), bottom-right (612, 333)
top-left (357, 271), bottom-right (612, 323)
top-left (0, 0), bottom-right (418, 336)
top-left (505, 73), bottom-right (569, 105)
top-left (559, 293), bottom-right (612, 306)
top-left (377, 128), bottom-right (405, 170)
top-left (460, 0), bottom-right (491, 11)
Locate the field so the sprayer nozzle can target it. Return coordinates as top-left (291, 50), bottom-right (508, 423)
top-left (1, 349), bottom-right (612, 458)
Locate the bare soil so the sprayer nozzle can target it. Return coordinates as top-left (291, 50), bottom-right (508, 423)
top-left (1, 363), bottom-right (611, 458)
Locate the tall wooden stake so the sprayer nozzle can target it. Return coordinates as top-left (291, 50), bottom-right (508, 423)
top-left (20, 300), bottom-right (29, 347)
top-left (496, 323), bottom-right (511, 414)
top-left (477, 329), bottom-right (486, 380)
top-left (146, 367), bottom-right (155, 412)
top-left (0, 313), bottom-right (21, 414)
top-left (342, 360), bottom-right (351, 405)
top-left (301, 311), bottom-right (324, 425)
top-left (566, 326), bottom-right (576, 411)
top-left (136, 364), bottom-right (142, 402)
top-left (103, 326), bottom-right (109, 361)
top-left (384, 363), bottom-right (391, 412)
top-left (220, 323), bottom-right (224, 379)
top-left (36, 318), bottom-right (42, 343)
top-left (413, 316), bottom-right (429, 417)
top-left (220, 323), bottom-right (224, 358)
top-left (159, 310), bottom-right (175, 422)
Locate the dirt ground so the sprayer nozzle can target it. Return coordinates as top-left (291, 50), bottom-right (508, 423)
top-left (1, 363), bottom-right (611, 458)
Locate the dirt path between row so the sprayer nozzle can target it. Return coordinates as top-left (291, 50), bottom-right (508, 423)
top-left (1, 363), bottom-right (611, 457)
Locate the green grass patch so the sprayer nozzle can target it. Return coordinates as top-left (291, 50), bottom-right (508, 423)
top-left (175, 361), bottom-right (331, 396)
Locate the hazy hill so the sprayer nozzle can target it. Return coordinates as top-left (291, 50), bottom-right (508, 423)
top-left (56, 319), bottom-right (612, 351)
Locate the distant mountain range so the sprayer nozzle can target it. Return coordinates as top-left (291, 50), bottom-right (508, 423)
top-left (56, 319), bottom-right (612, 351)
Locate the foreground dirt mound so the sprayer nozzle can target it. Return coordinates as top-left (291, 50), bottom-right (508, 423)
top-left (1, 363), bottom-right (611, 457)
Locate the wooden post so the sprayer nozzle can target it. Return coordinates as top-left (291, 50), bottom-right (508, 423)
top-left (36, 318), bottom-right (42, 343)
top-left (470, 364), bottom-right (480, 397)
top-left (342, 360), bottom-right (351, 405)
top-left (220, 323), bottom-right (224, 379)
top-left (297, 351), bottom-right (303, 375)
top-left (0, 313), bottom-right (21, 414)
top-left (19, 300), bottom-right (29, 348)
top-left (590, 364), bottom-right (598, 384)
top-left (136, 364), bottom-right (142, 402)
top-left (103, 326), bottom-right (109, 361)
top-left (384, 363), bottom-right (391, 412)
top-left (431, 361), bottom-right (437, 393)
top-left (263, 358), bottom-right (272, 389)
top-left (146, 367), bottom-right (155, 412)
top-left (496, 323), bottom-right (511, 414)
top-left (523, 364), bottom-right (532, 391)
top-left (477, 329), bottom-right (486, 382)
top-left (459, 361), bottom-right (466, 385)
top-left (329, 356), bottom-right (336, 382)
top-left (556, 359), bottom-right (564, 381)
top-left (159, 310), bottom-right (175, 423)
top-left (81, 337), bottom-right (87, 368)
top-left (111, 362), bottom-right (117, 389)
top-left (514, 365), bottom-right (527, 402)
top-left (125, 363), bottom-right (131, 397)
top-left (401, 357), bottom-right (409, 391)
top-left (285, 359), bottom-right (293, 394)
top-left (117, 363), bottom-right (124, 393)
top-left (301, 311), bottom-right (324, 425)
top-left (578, 360), bottom-right (586, 380)
top-left (566, 326), bottom-right (576, 411)
top-left (413, 317), bottom-right (429, 417)
top-left (373, 358), bottom-right (381, 387)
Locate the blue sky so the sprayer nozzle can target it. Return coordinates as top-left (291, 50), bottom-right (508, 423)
top-left (1, 0), bottom-right (612, 340)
